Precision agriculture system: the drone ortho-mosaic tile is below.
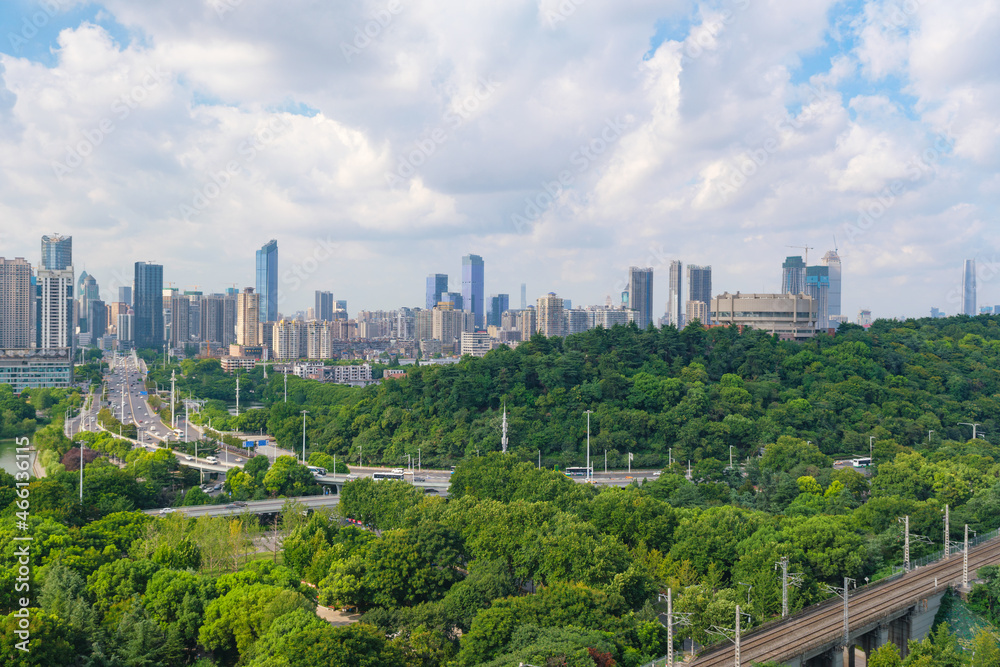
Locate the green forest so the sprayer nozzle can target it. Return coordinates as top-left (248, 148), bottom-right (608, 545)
top-left (2, 316), bottom-right (1000, 665)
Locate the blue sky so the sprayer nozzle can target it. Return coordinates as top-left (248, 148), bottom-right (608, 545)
top-left (0, 0), bottom-right (997, 319)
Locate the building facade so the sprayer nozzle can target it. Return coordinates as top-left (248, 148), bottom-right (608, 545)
top-left (236, 288), bottom-right (260, 346)
top-left (537, 293), bottom-right (566, 337)
top-left (40, 234), bottom-right (72, 271)
top-left (963, 259), bottom-right (977, 316)
top-left (256, 239), bottom-right (278, 322)
top-left (425, 274), bottom-right (448, 311)
top-left (37, 268), bottom-right (74, 349)
top-left (822, 250), bottom-right (841, 320)
top-left (668, 260), bottom-right (683, 328)
top-left (0, 348), bottom-right (73, 392)
top-left (628, 266), bottom-right (654, 329)
top-left (133, 262), bottom-right (164, 349)
top-left (781, 256), bottom-right (806, 295)
top-left (0, 258), bottom-right (32, 349)
top-left (711, 292), bottom-right (818, 340)
top-left (687, 265), bottom-right (712, 325)
top-left (462, 254), bottom-right (484, 327)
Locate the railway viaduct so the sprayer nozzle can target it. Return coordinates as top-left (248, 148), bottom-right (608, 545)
top-left (690, 532), bottom-right (1000, 667)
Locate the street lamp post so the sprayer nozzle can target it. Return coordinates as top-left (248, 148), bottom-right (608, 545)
top-left (301, 410), bottom-right (309, 464)
top-left (869, 436), bottom-right (875, 462)
top-left (928, 430), bottom-right (934, 443)
top-left (76, 440), bottom-right (85, 503)
top-left (584, 410), bottom-right (593, 482)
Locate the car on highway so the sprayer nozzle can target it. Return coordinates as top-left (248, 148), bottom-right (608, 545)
top-left (159, 507), bottom-right (176, 514)
top-left (235, 457), bottom-right (242, 462)
top-left (184, 456), bottom-right (194, 461)
top-left (232, 501), bottom-right (247, 507)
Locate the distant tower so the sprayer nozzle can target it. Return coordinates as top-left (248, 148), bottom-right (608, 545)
top-left (462, 254), bottom-right (484, 327)
top-left (687, 265), bottom-right (712, 325)
top-left (782, 256), bottom-right (806, 294)
top-left (256, 239), bottom-right (278, 322)
top-left (822, 250), bottom-right (842, 319)
top-left (0, 258), bottom-right (33, 348)
top-left (133, 262), bottom-right (164, 348)
top-left (668, 260), bottom-right (683, 327)
top-left (806, 266), bottom-right (830, 330)
top-left (628, 267), bottom-right (654, 329)
top-left (315, 290), bottom-right (334, 321)
top-left (520, 283), bottom-right (527, 311)
top-left (962, 260), bottom-right (977, 316)
top-left (40, 234), bottom-right (72, 270)
top-left (537, 293), bottom-right (566, 337)
top-left (426, 274), bottom-right (448, 310)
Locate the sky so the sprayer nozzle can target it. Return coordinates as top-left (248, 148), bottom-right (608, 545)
top-left (0, 0), bottom-right (998, 319)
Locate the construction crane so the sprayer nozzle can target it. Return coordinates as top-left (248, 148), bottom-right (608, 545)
top-left (786, 244), bottom-right (814, 266)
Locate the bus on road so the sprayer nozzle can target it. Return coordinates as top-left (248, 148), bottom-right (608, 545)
top-left (563, 467), bottom-right (593, 477)
top-left (372, 472), bottom-right (405, 481)
top-left (308, 466), bottom-right (327, 476)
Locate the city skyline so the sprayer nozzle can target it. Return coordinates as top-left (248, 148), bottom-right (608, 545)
top-left (0, 3), bottom-right (996, 320)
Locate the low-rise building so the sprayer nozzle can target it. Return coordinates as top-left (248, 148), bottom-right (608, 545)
top-left (0, 348), bottom-right (73, 392)
top-left (711, 292), bottom-right (818, 340)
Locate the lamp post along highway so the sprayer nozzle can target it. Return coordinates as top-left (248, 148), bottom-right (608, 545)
top-left (583, 410), bottom-right (593, 482)
top-left (944, 505), bottom-right (950, 559)
top-left (301, 410), bottom-right (309, 464)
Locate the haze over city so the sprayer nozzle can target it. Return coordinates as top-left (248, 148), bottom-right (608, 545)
top-left (1, 0), bottom-right (998, 316)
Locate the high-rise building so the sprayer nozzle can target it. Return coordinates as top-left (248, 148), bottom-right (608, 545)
top-left (0, 258), bottom-right (33, 349)
top-left (256, 239), bottom-right (278, 322)
top-left (40, 234), bottom-right (72, 271)
top-left (821, 250), bottom-right (841, 319)
top-left (425, 274), bottom-right (448, 311)
top-left (118, 286), bottom-right (132, 306)
top-left (520, 283), bottom-right (527, 311)
top-left (537, 293), bottom-right (566, 337)
top-left (315, 290), bottom-right (334, 321)
top-left (857, 308), bottom-right (873, 327)
top-left (668, 260), bottom-right (683, 328)
top-left (117, 308), bottom-right (134, 344)
top-left (168, 294), bottom-right (189, 348)
top-left (520, 306), bottom-right (537, 339)
top-left (88, 299), bottom-right (107, 339)
top-left (236, 288), bottom-right (260, 346)
top-left (488, 294), bottom-right (509, 328)
top-left (442, 292), bottom-right (463, 310)
top-left (334, 300), bottom-right (348, 320)
top-left (38, 268), bottom-right (74, 349)
top-left (687, 265), bottom-right (712, 325)
top-left (133, 262), bottom-right (164, 348)
top-left (962, 259), bottom-right (977, 316)
top-left (628, 267), bottom-right (654, 329)
top-left (78, 274), bottom-right (99, 333)
top-left (806, 265), bottom-right (830, 330)
top-left (781, 256), bottom-right (806, 294)
top-left (686, 300), bottom-right (709, 325)
top-left (462, 254), bottom-right (484, 327)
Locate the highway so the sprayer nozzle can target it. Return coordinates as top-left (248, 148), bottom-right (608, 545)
top-left (143, 493), bottom-right (342, 518)
top-left (691, 537), bottom-right (1000, 666)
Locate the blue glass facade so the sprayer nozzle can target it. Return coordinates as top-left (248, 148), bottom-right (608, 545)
top-left (256, 239), bottom-right (278, 322)
top-left (488, 294), bottom-right (509, 327)
top-left (133, 262), bottom-right (163, 348)
top-left (40, 234), bottom-right (72, 270)
top-left (425, 274), bottom-right (448, 310)
top-left (462, 254), bottom-right (484, 327)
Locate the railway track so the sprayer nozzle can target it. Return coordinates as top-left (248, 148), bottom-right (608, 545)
top-left (691, 537), bottom-right (1000, 666)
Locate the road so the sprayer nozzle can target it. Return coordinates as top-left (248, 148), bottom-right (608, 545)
top-left (144, 493), bottom-right (342, 518)
top-left (691, 537), bottom-right (1000, 666)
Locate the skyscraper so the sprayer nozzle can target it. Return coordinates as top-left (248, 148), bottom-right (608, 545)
top-left (118, 286), bottom-right (132, 306)
top-left (668, 260), bottom-right (683, 328)
top-left (133, 262), bottom-right (164, 348)
top-left (806, 265), bottom-right (830, 330)
top-left (781, 256), bottom-right (806, 294)
top-left (488, 294), bottom-right (510, 327)
top-left (256, 239), bottom-right (278, 322)
top-left (462, 254), bottom-right (484, 327)
top-left (315, 290), bottom-right (334, 321)
top-left (77, 274), bottom-right (99, 333)
top-left (88, 299), bottom-right (107, 339)
top-left (537, 293), bottom-right (566, 337)
top-left (237, 287), bottom-right (260, 346)
top-left (520, 283), bottom-right (527, 311)
top-left (628, 267), bottom-right (654, 329)
top-left (38, 267), bottom-right (74, 349)
top-left (443, 292), bottom-right (463, 310)
top-left (963, 259), bottom-right (977, 316)
top-left (687, 265), bottom-right (712, 325)
top-left (425, 274), bottom-right (448, 310)
top-left (40, 234), bottom-right (72, 270)
top-left (822, 250), bottom-right (841, 319)
top-left (0, 258), bottom-right (33, 348)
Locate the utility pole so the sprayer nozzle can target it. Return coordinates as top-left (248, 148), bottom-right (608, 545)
top-left (729, 445), bottom-right (733, 469)
top-left (823, 578), bottom-right (855, 650)
top-left (707, 605), bottom-right (750, 667)
top-left (669, 447), bottom-right (672, 467)
top-left (284, 369), bottom-right (287, 403)
top-left (418, 448), bottom-right (420, 472)
top-left (903, 515), bottom-right (910, 572)
top-left (869, 435), bottom-right (874, 463)
top-left (964, 524), bottom-right (969, 588)
top-left (301, 410), bottom-right (309, 464)
top-left (235, 371), bottom-right (240, 415)
top-left (584, 410), bottom-right (593, 482)
top-left (944, 505), bottom-right (950, 559)
top-left (78, 441), bottom-right (85, 503)
top-left (501, 403), bottom-right (508, 454)
top-left (604, 450), bottom-right (607, 474)
top-left (667, 589), bottom-right (673, 667)
top-left (170, 369), bottom-right (176, 429)
top-left (185, 401), bottom-right (189, 442)
top-left (538, 449), bottom-right (540, 469)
